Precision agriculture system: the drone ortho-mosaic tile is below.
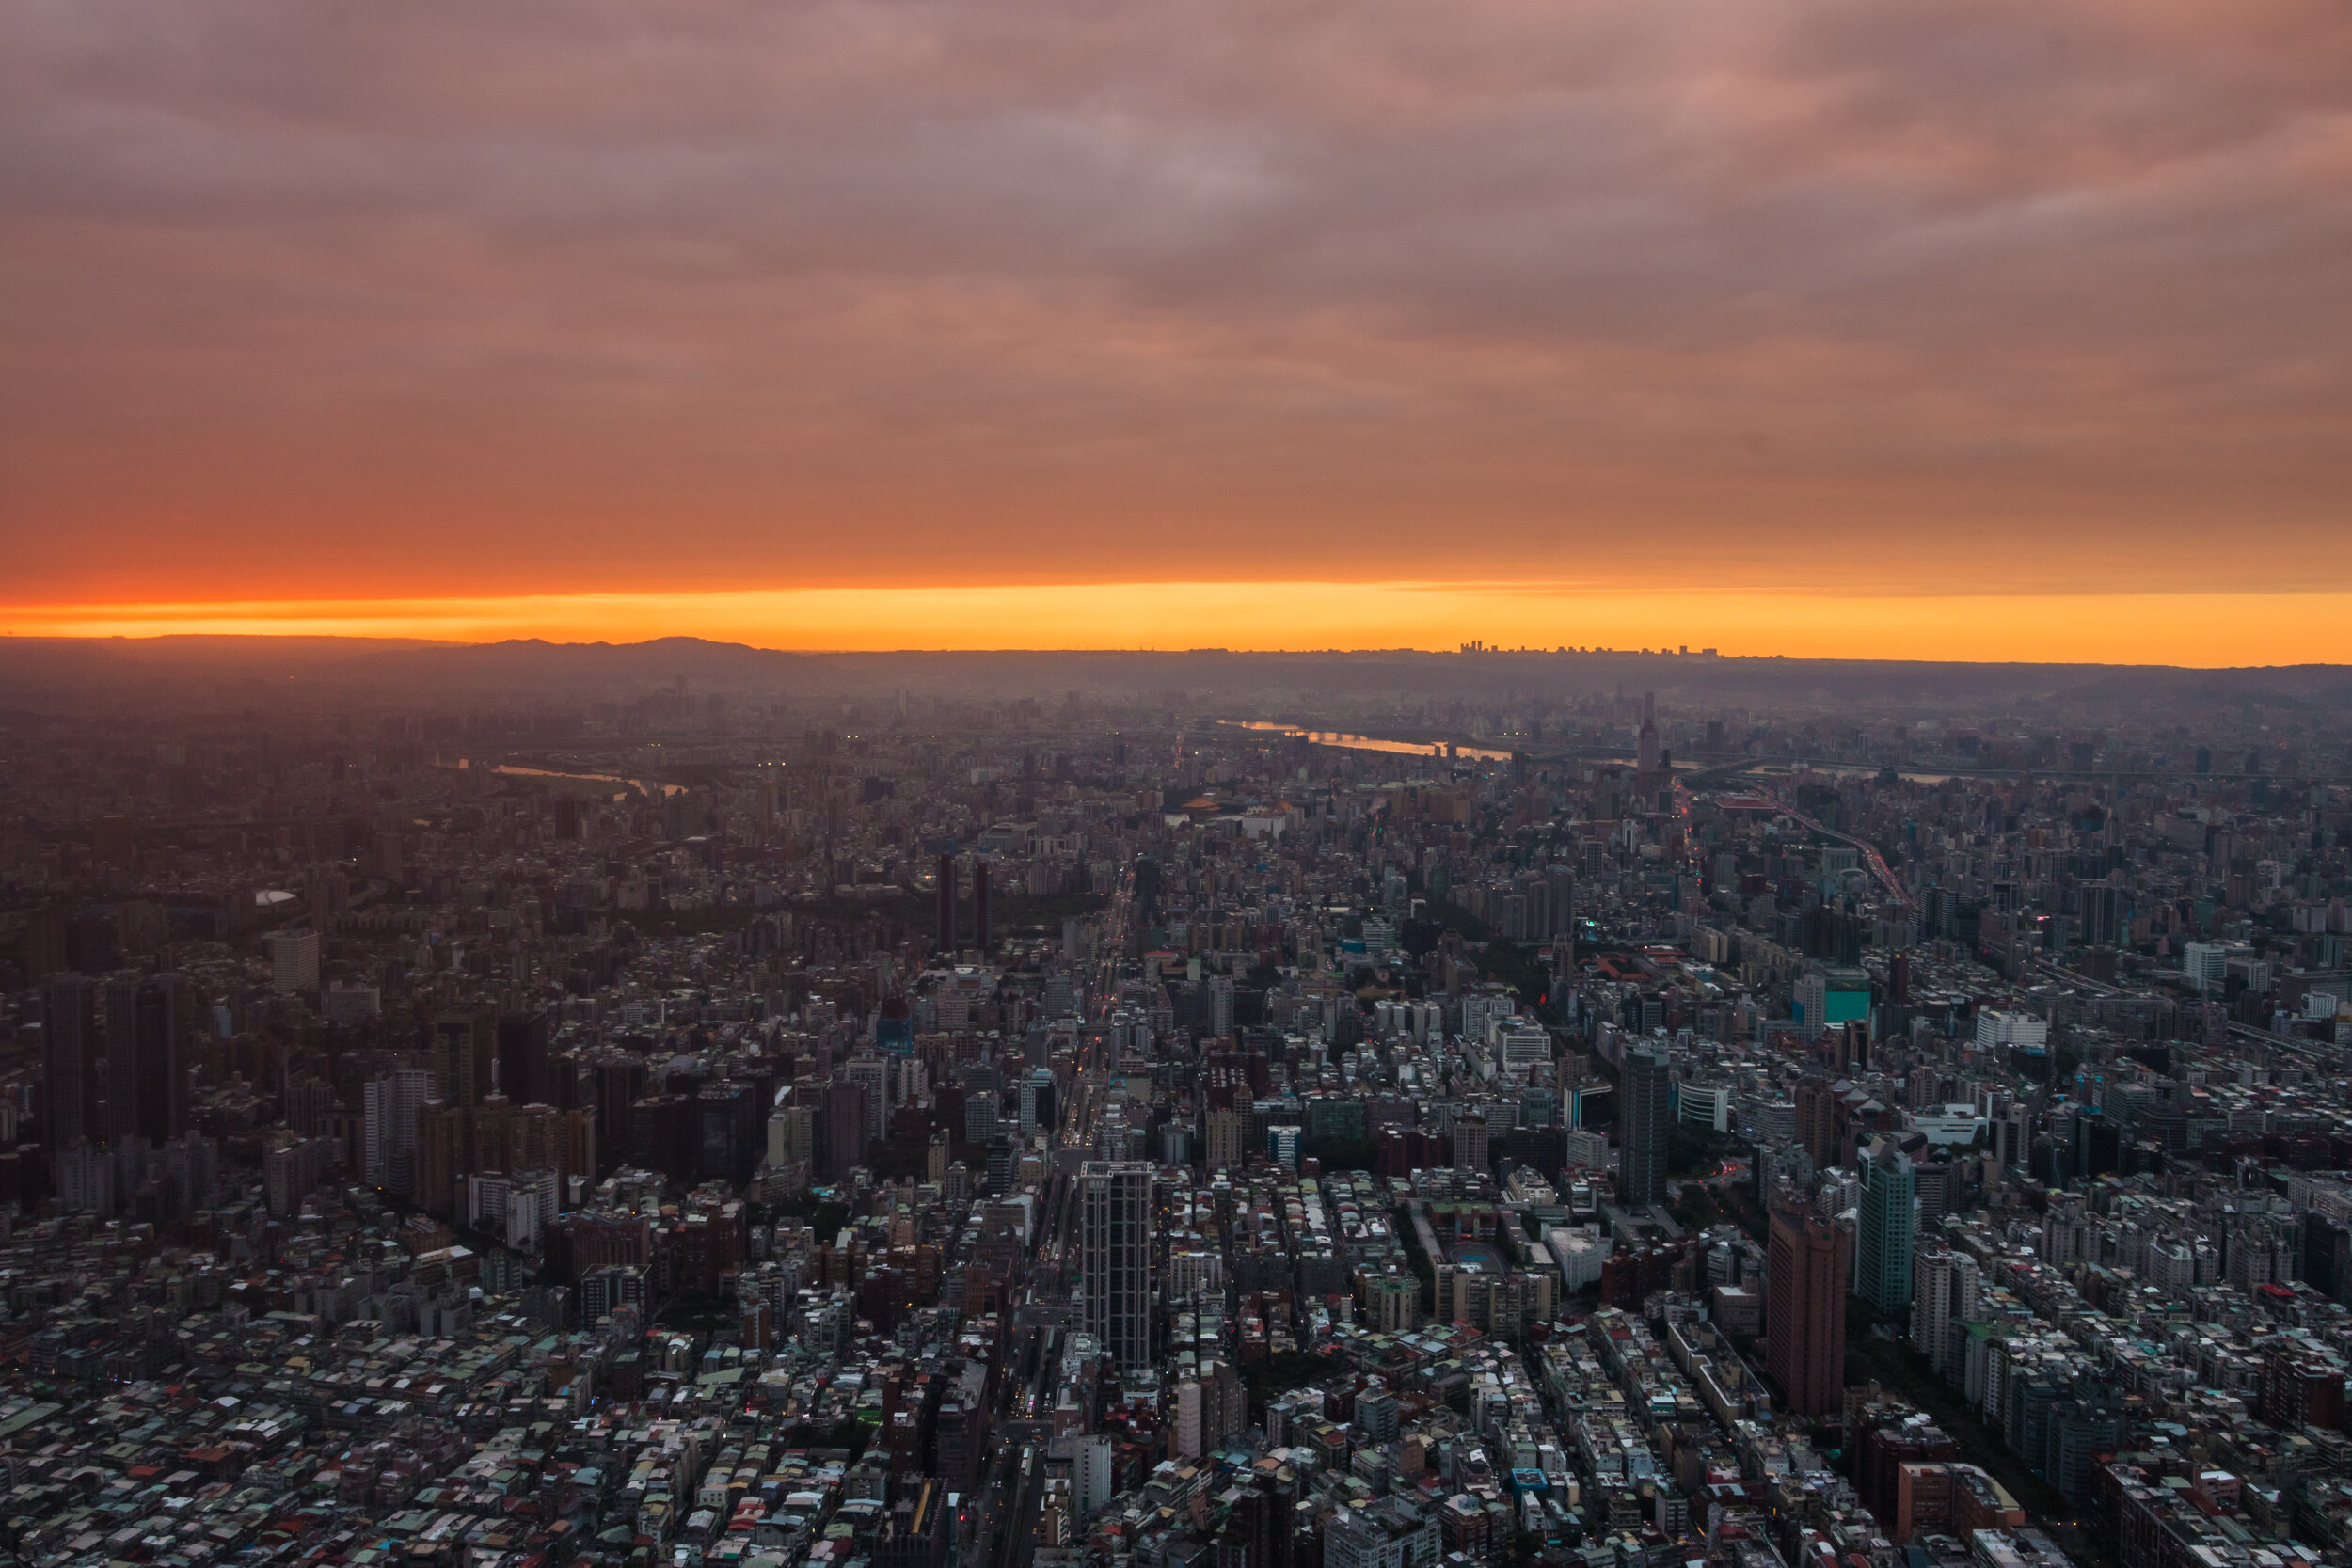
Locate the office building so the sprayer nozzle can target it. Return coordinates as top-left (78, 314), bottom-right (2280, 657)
top-left (364, 1068), bottom-right (434, 1192)
top-left (561, 1107), bottom-right (598, 1188)
top-left (1913, 1247), bottom-right (1980, 1384)
top-left (768, 1104), bottom-right (814, 1170)
top-left (974, 859), bottom-right (991, 954)
top-left (935, 853), bottom-right (956, 951)
top-left (495, 1010), bottom-right (549, 1103)
top-left (844, 1054), bottom-right (891, 1142)
top-left (433, 1006), bottom-right (498, 1108)
top-left (1794, 1073), bottom-right (1838, 1170)
top-left (1080, 1160), bottom-right (1152, 1370)
top-left (1766, 1204), bottom-right (1851, 1417)
top-left (1619, 1045), bottom-right (1669, 1207)
top-left (268, 927), bottom-right (321, 991)
top-left (1858, 1136), bottom-right (1916, 1314)
top-left (1453, 1109), bottom-right (1488, 1174)
top-left (964, 1089), bottom-right (1001, 1144)
top-left (413, 1098), bottom-right (458, 1215)
top-left (823, 1080), bottom-right (869, 1179)
top-left (1219, 1478), bottom-right (1298, 1568)
top-left (1205, 1107), bottom-right (1246, 1170)
top-left (2262, 1347), bottom-right (2347, 1432)
top-left (2181, 942), bottom-right (2229, 992)
top-left (1020, 1068), bottom-right (1057, 1134)
top-left (1796, 967), bottom-right (1872, 1031)
top-left (1975, 1008), bottom-right (2049, 1053)
top-left (103, 973), bottom-right (185, 1147)
top-left (41, 973), bottom-right (99, 1150)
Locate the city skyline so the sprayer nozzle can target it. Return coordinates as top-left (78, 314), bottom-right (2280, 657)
top-left (11, 584), bottom-right (2352, 665)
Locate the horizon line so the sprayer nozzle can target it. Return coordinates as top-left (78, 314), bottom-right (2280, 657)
top-left (5, 582), bottom-right (2350, 667)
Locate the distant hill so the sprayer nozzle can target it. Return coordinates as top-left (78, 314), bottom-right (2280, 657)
top-left (349, 637), bottom-right (841, 689)
top-left (0, 635), bottom-right (839, 708)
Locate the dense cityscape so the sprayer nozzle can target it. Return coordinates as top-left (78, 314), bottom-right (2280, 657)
top-left (5, 641), bottom-right (2352, 1568)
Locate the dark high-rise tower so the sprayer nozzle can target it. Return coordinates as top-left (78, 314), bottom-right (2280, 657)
top-left (1766, 1203), bottom-right (1851, 1416)
top-left (936, 853), bottom-right (957, 952)
top-left (1793, 1074), bottom-right (1838, 1171)
top-left (103, 974), bottom-right (187, 1148)
top-left (1619, 1045), bottom-right (1669, 1208)
top-left (1218, 1475), bottom-right (1296, 1568)
top-left (973, 861), bottom-right (991, 955)
top-left (497, 1010), bottom-right (551, 1104)
top-left (2079, 883), bottom-right (2125, 949)
top-left (1453, 1109), bottom-right (1489, 1175)
top-left (433, 1006), bottom-right (498, 1107)
top-left (102, 975), bottom-right (145, 1147)
top-left (597, 1057), bottom-right (648, 1155)
top-left (1080, 1160), bottom-right (1153, 1370)
top-left (41, 973), bottom-right (100, 1149)
top-left (823, 1080), bottom-right (870, 1180)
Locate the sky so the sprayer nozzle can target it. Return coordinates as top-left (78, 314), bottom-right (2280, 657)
top-left (3, 0), bottom-right (2349, 657)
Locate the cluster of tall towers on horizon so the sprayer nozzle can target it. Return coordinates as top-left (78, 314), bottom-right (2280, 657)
top-left (39, 971), bottom-right (191, 1152)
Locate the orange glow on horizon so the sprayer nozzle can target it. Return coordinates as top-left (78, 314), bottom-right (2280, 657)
top-left (1, 583), bottom-right (2340, 668)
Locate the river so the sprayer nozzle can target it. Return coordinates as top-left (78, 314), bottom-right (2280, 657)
top-left (1217, 720), bottom-right (1516, 762)
top-left (431, 755), bottom-right (688, 797)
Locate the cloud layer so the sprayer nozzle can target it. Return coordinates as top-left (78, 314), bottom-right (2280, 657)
top-left (4, 0), bottom-right (2348, 601)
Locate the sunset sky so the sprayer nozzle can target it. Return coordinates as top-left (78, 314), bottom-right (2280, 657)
top-left (4, 0), bottom-right (2349, 657)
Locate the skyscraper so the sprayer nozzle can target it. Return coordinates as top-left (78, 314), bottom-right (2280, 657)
top-left (844, 1054), bottom-right (891, 1142)
top-left (102, 973), bottom-right (186, 1148)
top-left (936, 853), bottom-right (957, 952)
top-left (1080, 1159), bottom-right (1153, 1370)
top-left (1913, 1246), bottom-right (1979, 1383)
top-left (413, 1097), bottom-right (458, 1215)
top-left (561, 1107), bottom-right (598, 1188)
top-left (1766, 1203), bottom-right (1851, 1417)
top-left (268, 927), bottom-right (321, 990)
top-left (973, 859), bottom-right (991, 955)
top-left (40, 973), bottom-right (99, 1150)
top-left (1206, 974), bottom-right (1234, 1038)
top-left (2079, 882), bottom-right (2125, 948)
top-left (1243, 1476), bottom-right (1299, 1568)
top-left (1205, 1107), bottom-right (1246, 1170)
top-left (1858, 1136), bottom-right (1916, 1314)
top-left (823, 1080), bottom-right (870, 1180)
top-left (101, 976), bottom-right (144, 1148)
top-left (1453, 1110), bottom-right (1488, 1175)
top-left (495, 1010), bottom-right (549, 1103)
top-left (433, 1006), bottom-right (498, 1107)
top-left (364, 1068), bottom-right (434, 1192)
top-left (1618, 1046), bottom-right (1669, 1208)
top-left (1793, 1073), bottom-right (1838, 1170)
top-left (1021, 1068), bottom-right (1057, 1135)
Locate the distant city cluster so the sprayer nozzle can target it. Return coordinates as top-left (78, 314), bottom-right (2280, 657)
top-left (5, 645), bottom-right (2352, 1568)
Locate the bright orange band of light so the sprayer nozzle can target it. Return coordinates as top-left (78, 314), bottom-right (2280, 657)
top-left (0, 584), bottom-right (2339, 667)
